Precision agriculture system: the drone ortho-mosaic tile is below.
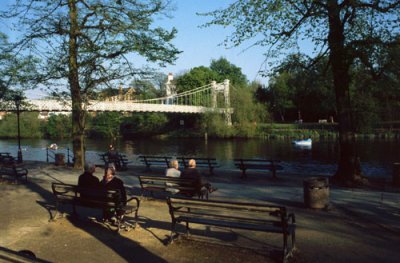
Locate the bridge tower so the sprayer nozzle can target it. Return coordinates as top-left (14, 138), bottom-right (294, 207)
top-left (165, 73), bottom-right (176, 104)
top-left (211, 79), bottom-right (232, 126)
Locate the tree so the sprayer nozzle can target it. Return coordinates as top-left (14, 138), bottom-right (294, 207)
top-left (175, 66), bottom-right (218, 93)
top-left (210, 57), bottom-right (248, 87)
top-left (1, 0), bottom-right (180, 168)
top-left (203, 1), bottom-right (400, 185)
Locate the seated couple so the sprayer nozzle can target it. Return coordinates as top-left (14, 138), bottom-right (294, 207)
top-left (77, 162), bottom-right (127, 223)
top-left (165, 159), bottom-right (217, 196)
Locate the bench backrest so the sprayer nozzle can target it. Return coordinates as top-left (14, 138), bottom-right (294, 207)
top-left (0, 156), bottom-right (16, 166)
top-left (139, 176), bottom-right (199, 193)
top-left (234, 158), bottom-right (281, 164)
top-left (178, 157), bottom-right (218, 168)
top-left (139, 156), bottom-right (171, 165)
top-left (167, 197), bottom-right (288, 227)
top-left (51, 183), bottom-right (122, 209)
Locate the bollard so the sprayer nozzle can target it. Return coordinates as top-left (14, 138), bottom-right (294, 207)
top-left (303, 177), bottom-right (330, 209)
top-left (54, 153), bottom-right (65, 166)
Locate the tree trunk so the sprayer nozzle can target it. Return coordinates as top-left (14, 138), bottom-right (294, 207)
top-left (68, 0), bottom-right (85, 169)
top-left (327, 0), bottom-right (363, 185)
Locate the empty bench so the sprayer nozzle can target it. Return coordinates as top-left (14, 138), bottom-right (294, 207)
top-left (167, 197), bottom-right (296, 262)
top-left (99, 153), bottom-right (131, 171)
top-left (178, 157), bottom-right (219, 175)
top-left (234, 158), bottom-right (283, 179)
top-left (51, 183), bottom-right (140, 232)
top-left (138, 175), bottom-right (209, 199)
top-left (139, 155), bottom-right (171, 170)
top-left (0, 156), bottom-right (28, 183)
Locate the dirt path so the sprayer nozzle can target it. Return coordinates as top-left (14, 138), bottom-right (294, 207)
top-left (1, 161), bottom-right (399, 262)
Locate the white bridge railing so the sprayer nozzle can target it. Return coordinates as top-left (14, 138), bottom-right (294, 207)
top-left (0, 80), bottom-right (233, 124)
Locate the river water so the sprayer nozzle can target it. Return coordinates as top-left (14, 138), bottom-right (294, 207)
top-left (1, 138), bottom-right (398, 178)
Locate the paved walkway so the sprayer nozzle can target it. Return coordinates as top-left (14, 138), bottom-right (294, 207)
top-left (1, 161), bottom-right (399, 262)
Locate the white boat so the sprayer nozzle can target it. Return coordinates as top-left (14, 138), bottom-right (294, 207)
top-left (292, 138), bottom-right (312, 146)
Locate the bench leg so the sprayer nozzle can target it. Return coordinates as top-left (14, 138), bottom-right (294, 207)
top-left (168, 220), bottom-right (177, 245)
top-left (283, 231), bottom-right (296, 262)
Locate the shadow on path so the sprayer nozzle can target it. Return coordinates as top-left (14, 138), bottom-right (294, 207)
top-left (24, 178), bottom-right (167, 263)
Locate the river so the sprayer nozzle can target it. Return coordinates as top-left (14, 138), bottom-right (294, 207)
top-left (1, 138), bottom-right (398, 178)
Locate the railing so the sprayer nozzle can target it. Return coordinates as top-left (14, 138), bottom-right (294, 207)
top-left (46, 147), bottom-right (73, 166)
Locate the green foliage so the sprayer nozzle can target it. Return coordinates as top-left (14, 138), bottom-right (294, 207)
top-left (209, 57), bottom-right (248, 87)
top-left (45, 114), bottom-right (72, 139)
top-left (231, 83), bottom-right (270, 125)
top-left (262, 54), bottom-right (336, 122)
top-left (87, 112), bottom-right (122, 139)
top-left (131, 79), bottom-right (163, 100)
top-left (200, 113), bottom-right (234, 138)
top-left (121, 113), bottom-right (168, 137)
top-left (175, 67), bottom-right (218, 93)
top-left (0, 112), bottom-right (44, 138)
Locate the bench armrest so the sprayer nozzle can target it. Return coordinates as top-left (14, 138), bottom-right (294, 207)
top-left (126, 196), bottom-right (140, 208)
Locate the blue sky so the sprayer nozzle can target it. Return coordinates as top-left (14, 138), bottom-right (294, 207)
top-left (1, 0), bottom-right (309, 95)
top-left (157, 0), bottom-right (269, 82)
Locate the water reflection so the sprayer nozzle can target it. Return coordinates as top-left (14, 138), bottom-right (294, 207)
top-left (0, 137), bottom-right (398, 178)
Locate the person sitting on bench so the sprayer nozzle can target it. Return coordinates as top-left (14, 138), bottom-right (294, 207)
top-left (165, 159), bottom-right (181, 194)
top-left (181, 159), bottom-right (217, 195)
top-left (78, 162), bottom-right (100, 198)
top-left (107, 144), bottom-right (120, 169)
top-left (101, 164), bottom-right (127, 222)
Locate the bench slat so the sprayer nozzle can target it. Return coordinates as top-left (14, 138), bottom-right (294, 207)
top-left (233, 158), bottom-right (283, 178)
top-left (167, 196), bottom-right (296, 260)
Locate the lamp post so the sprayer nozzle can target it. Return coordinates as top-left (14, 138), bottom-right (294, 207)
top-left (14, 95), bottom-right (23, 163)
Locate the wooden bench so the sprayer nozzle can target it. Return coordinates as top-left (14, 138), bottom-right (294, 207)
top-left (234, 158), bottom-right (283, 179)
top-left (178, 157), bottom-right (219, 175)
top-left (0, 156), bottom-right (28, 183)
top-left (0, 152), bottom-right (12, 160)
top-left (167, 197), bottom-right (296, 262)
top-left (138, 155), bottom-right (171, 170)
top-left (51, 183), bottom-right (140, 232)
top-left (138, 175), bottom-right (208, 199)
top-left (99, 153), bottom-right (131, 171)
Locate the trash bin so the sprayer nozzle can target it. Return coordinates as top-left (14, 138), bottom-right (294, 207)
top-left (393, 163), bottom-right (400, 187)
top-left (303, 177), bottom-right (329, 209)
top-left (55, 153), bottom-right (65, 166)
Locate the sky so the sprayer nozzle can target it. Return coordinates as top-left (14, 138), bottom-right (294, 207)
top-left (155, 0), bottom-right (269, 82)
top-left (0, 0), bottom-right (313, 97)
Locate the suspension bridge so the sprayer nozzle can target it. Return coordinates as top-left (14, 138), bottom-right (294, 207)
top-left (0, 79), bottom-right (233, 124)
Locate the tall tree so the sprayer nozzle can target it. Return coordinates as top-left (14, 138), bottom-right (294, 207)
top-left (210, 57), bottom-right (248, 87)
top-left (1, 0), bottom-right (180, 168)
top-left (203, 0), bottom-right (400, 185)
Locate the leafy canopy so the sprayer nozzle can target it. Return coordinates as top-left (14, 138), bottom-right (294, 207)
top-left (0, 0), bottom-right (181, 99)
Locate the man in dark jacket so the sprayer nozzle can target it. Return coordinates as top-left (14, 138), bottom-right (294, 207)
top-left (78, 162), bottom-right (100, 198)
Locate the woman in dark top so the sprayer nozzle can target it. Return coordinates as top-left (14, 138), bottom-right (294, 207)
top-left (101, 164), bottom-right (126, 221)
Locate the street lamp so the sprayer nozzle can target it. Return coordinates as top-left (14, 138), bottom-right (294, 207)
top-left (14, 94), bottom-right (23, 163)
